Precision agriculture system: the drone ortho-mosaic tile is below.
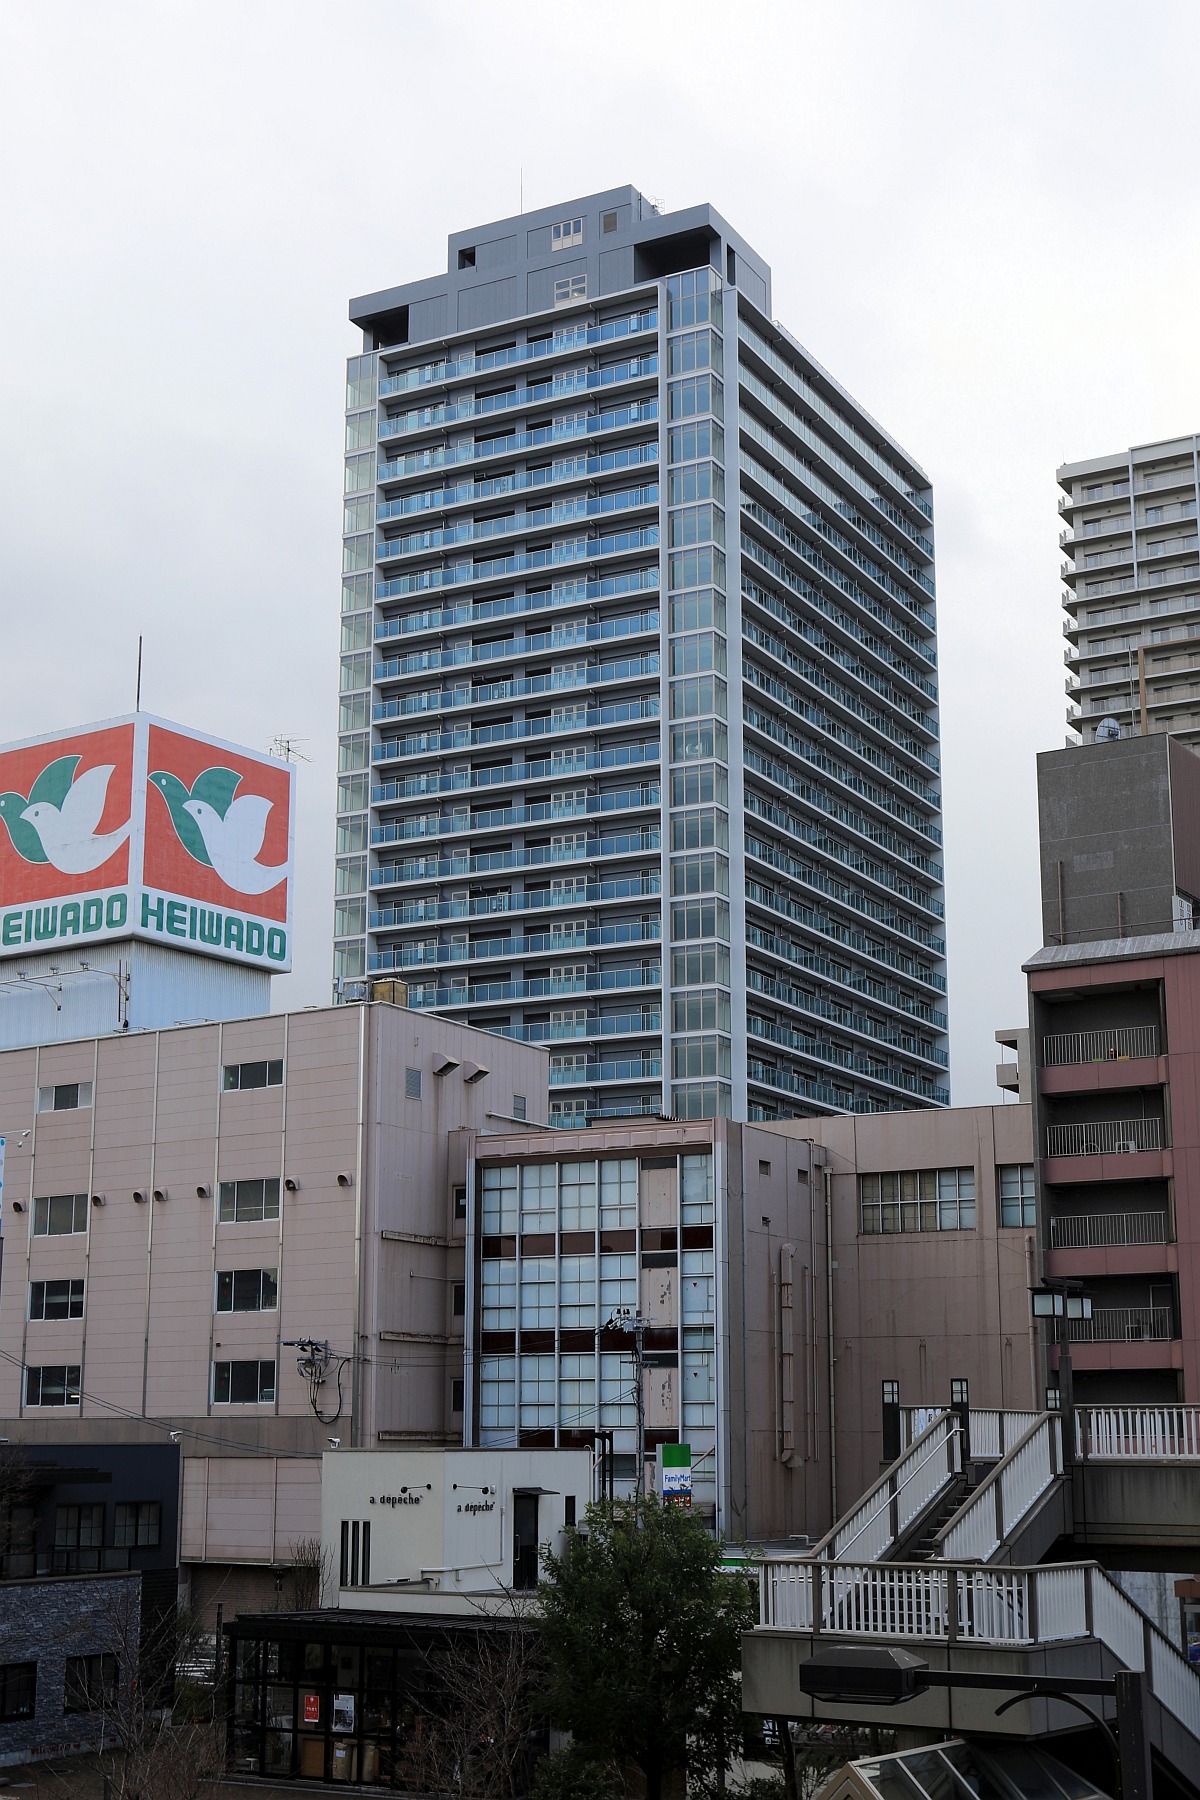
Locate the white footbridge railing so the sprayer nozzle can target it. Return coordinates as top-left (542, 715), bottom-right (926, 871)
top-left (810, 1411), bottom-right (961, 1564)
top-left (757, 1557), bottom-right (1200, 1743)
top-left (1077, 1405), bottom-right (1200, 1460)
top-left (935, 1413), bottom-right (1063, 1563)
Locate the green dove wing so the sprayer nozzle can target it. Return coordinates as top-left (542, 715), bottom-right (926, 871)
top-left (149, 771), bottom-right (212, 866)
top-left (190, 767), bottom-right (243, 819)
top-left (0, 794), bottom-right (48, 863)
top-left (29, 755), bottom-right (81, 808)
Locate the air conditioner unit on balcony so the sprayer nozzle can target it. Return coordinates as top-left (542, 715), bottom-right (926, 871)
top-left (1115, 1140), bottom-right (1139, 1154)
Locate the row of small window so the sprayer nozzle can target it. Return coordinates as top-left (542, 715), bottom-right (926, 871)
top-left (26, 1269), bottom-right (277, 1321)
top-left (50, 1500), bottom-right (161, 1549)
top-left (479, 1340), bottom-right (716, 1432)
top-left (0, 1655), bottom-right (118, 1723)
top-left (32, 1061), bottom-right (282, 1116)
top-left (29, 1180), bottom-right (284, 1235)
top-left (481, 1249), bottom-right (715, 1331)
top-left (24, 1360), bottom-right (277, 1407)
top-left (480, 1154), bottom-right (714, 1234)
top-left (859, 1165), bottom-right (1036, 1235)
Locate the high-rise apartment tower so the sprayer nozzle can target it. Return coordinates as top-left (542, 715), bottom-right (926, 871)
top-left (335, 188), bottom-right (948, 1124)
top-left (1060, 434), bottom-right (1200, 746)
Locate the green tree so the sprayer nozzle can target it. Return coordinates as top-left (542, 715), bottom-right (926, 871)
top-left (537, 1497), bottom-right (757, 1800)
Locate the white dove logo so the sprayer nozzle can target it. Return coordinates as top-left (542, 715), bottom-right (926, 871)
top-left (149, 766), bottom-right (288, 897)
top-left (20, 763), bottom-right (131, 876)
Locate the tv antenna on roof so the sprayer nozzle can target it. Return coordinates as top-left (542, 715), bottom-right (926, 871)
top-left (270, 735), bottom-right (312, 763)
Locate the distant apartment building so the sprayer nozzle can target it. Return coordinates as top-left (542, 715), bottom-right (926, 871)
top-left (335, 185), bottom-right (948, 1127)
top-left (1028, 733), bottom-right (1200, 1408)
top-left (1060, 433), bottom-right (1200, 746)
top-left (0, 1001), bottom-right (548, 1619)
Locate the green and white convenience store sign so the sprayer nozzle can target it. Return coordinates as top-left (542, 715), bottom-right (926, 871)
top-left (658, 1442), bottom-right (692, 1505)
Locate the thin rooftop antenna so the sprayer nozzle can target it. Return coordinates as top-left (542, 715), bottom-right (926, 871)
top-left (270, 735), bottom-right (312, 764)
top-left (135, 636), bottom-right (143, 711)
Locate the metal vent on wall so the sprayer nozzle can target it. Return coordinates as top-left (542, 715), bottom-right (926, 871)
top-left (405, 1067), bottom-right (422, 1100)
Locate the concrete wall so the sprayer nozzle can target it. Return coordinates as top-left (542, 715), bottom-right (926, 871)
top-left (762, 1106), bottom-right (1040, 1513)
top-left (1038, 735), bottom-right (1179, 943)
top-left (320, 1445), bottom-right (591, 1611)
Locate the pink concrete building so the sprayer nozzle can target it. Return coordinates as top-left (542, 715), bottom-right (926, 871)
top-left (0, 1001), bottom-right (548, 1617)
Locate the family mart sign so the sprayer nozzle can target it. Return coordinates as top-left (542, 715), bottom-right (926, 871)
top-left (0, 715), bottom-right (294, 972)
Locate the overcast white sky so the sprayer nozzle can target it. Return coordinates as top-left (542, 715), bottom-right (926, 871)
top-left (2, 0), bottom-right (1199, 1105)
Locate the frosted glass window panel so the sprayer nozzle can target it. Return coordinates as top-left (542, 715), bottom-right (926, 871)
top-left (599, 1351), bottom-right (637, 1425)
top-left (681, 1154), bottom-right (715, 1224)
top-left (520, 1354), bottom-right (557, 1428)
top-left (599, 1253), bottom-right (637, 1315)
top-left (683, 1349), bottom-right (716, 1425)
top-left (599, 1159), bottom-right (637, 1228)
top-left (560, 1160), bottom-right (598, 1231)
top-left (480, 1355), bottom-right (516, 1433)
top-left (559, 1255), bottom-right (596, 1328)
top-left (520, 1258), bottom-right (557, 1329)
top-left (559, 1353), bottom-right (596, 1428)
top-left (681, 1249), bottom-right (715, 1322)
top-left (521, 1163), bottom-right (557, 1232)
top-left (481, 1165), bottom-right (517, 1234)
top-left (481, 1259), bottom-right (516, 1330)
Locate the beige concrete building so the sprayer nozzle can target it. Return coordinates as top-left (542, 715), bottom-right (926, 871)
top-left (0, 1000), bottom-right (549, 1618)
top-left (1060, 434), bottom-right (1200, 746)
top-left (461, 1101), bottom-right (1039, 1547)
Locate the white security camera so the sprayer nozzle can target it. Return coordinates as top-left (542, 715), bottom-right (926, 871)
top-left (328, 1437), bottom-right (341, 1450)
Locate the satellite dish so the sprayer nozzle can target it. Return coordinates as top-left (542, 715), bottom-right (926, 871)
top-left (1095, 717), bottom-right (1123, 742)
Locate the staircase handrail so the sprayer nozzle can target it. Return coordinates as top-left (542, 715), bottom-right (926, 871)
top-left (1076, 1404), bottom-right (1200, 1460)
top-left (934, 1412), bottom-right (1061, 1563)
top-left (808, 1410), bottom-right (960, 1564)
top-left (755, 1556), bottom-right (1200, 1742)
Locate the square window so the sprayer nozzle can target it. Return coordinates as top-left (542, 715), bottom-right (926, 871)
top-left (114, 1501), bottom-right (160, 1549)
top-left (458, 246), bottom-right (476, 270)
top-left (213, 1359), bottom-right (276, 1404)
top-left (0, 1663), bottom-right (36, 1722)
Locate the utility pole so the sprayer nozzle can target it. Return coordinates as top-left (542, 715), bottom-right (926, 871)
top-left (607, 1307), bottom-right (652, 1500)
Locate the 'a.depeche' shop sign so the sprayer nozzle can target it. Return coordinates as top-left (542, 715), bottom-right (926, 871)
top-left (370, 1486), bottom-right (432, 1508)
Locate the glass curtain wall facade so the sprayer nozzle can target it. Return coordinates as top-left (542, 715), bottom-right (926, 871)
top-left (336, 190), bottom-right (948, 1122)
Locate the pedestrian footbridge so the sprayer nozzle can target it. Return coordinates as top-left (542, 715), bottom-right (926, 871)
top-left (742, 1407), bottom-right (1200, 1795)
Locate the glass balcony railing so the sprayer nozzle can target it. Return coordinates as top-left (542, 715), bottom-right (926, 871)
top-left (375, 569), bottom-right (659, 644)
top-left (376, 486), bottom-right (658, 562)
top-left (372, 656), bottom-right (659, 722)
top-left (374, 613), bottom-right (659, 684)
top-left (491, 1012), bottom-right (662, 1044)
top-left (377, 309), bottom-right (657, 395)
top-left (375, 695), bottom-right (661, 762)
top-left (375, 528), bottom-right (659, 601)
top-left (370, 786), bottom-right (659, 844)
top-left (371, 829), bottom-right (660, 886)
top-left (375, 400), bottom-right (659, 483)
top-left (403, 969), bottom-right (661, 1007)
top-left (370, 921), bottom-right (661, 967)
top-left (376, 443), bottom-right (659, 521)
top-left (549, 1058), bottom-right (662, 1085)
top-left (369, 873), bottom-right (660, 930)
top-left (378, 357), bottom-right (658, 439)
top-left (371, 741), bottom-right (658, 805)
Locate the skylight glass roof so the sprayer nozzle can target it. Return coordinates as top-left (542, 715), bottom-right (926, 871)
top-left (830, 1739), bottom-right (1109, 1800)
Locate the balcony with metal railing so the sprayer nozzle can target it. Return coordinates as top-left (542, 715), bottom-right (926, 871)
top-left (1066, 1305), bottom-right (1174, 1342)
top-left (1043, 1025), bottom-right (1159, 1065)
top-left (1044, 1117), bottom-right (1163, 1158)
top-left (1049, 1209), bottom-right (1169, 1249)
top-left (375, 567), bottom-right (660, 644)
top-left (375, 694), bottom-right (661, 763)
top-left (371, 827), bottom-right (660, 888)
top-left (370, 919), bottom-right (661, 969)
top-left (368, 872), bottom-right (660, 931)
